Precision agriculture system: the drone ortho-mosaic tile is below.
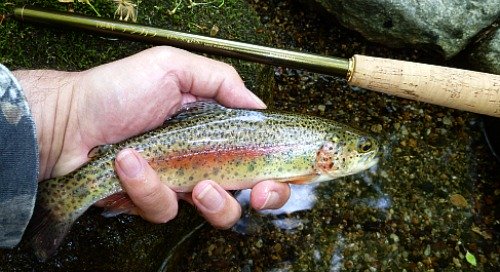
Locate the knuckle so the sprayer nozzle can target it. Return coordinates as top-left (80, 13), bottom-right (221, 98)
top-left (225, 65), bottom-right (239, 77)
top-left (149, 46), bottom-right (174, 58)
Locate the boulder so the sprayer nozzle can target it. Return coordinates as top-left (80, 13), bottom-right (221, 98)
top-left (469, 26), bottom-right (500, 74)
top-left (314, 0), bottom-right (500, 62)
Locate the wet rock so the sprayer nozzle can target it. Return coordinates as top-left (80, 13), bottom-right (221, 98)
top-left (469, 27), bottom-right (500, 74)
top-left (313, 0), bottom-right (500, 59)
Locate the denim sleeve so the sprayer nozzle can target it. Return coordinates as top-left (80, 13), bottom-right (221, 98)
top-left (0, 64), bottom-right (39, 248)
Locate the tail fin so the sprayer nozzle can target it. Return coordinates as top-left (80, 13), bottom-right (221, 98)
top-left (24, 195), bottom-right (74, 261)
top-left (23, 176), bottom-right (84, 261)
top-left (24, 170), bottom-right (112, 260)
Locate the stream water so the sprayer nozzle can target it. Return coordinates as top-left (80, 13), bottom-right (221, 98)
top-left (170, 1), bottom-right (500, 270)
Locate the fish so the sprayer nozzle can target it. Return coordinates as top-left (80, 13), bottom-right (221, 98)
top-left (25, 101), bottom-right (379, 260)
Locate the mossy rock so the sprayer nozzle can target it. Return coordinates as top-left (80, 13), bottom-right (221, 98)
top-left (0, 0), bottom-right (273, 270)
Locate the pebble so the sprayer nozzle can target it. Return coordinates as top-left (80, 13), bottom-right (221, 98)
top-left (400, 126), bottom-right (409, 136)
top-left (389, 233), bottom-right (399, 243)
top-left (370, 124), bottom-right (383, 133)
top-left (442, 116), bottom-right (452, 126)
top-left (407, 138), bottom-right (417, 148)
top-left (210, 25), bottom-right (219, 36)
top-left (255, 239), bottom-right (263, 248)
top-left (424, 244), bottom-right (431, 256)
top-left (449, 194), bottom-right (468, 208)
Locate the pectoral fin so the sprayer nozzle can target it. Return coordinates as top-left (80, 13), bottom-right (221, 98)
top-left (274, 173), bottom-right (319, 185)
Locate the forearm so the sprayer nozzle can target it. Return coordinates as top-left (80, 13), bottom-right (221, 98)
top-left (12, 70), bottom-right (78, 181)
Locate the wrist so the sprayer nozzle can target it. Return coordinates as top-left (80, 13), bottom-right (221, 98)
top-left (13, 70), bottom-right (79, 181)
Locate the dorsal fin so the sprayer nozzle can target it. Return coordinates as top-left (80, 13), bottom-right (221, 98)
top-left (166, 101), bottom-right (228, 123)
top-left (87, 144), bottom-right (114, 158)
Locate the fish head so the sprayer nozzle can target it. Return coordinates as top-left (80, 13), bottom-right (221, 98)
top-left (318, 132), bottom-right (379, 180)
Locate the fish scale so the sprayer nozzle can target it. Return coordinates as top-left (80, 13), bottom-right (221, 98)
top-left (26, 101), bottom-right (379, 261)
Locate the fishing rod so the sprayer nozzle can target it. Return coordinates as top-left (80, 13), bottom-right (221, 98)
top-left (13, 6), bottom-right (500, 117)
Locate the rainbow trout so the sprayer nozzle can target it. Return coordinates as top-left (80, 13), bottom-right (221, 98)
top-left (26, 102), bottom-right (379, 260)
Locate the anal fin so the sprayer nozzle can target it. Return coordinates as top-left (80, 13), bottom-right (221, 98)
top-left (100, 192), bottom-right (136, 217)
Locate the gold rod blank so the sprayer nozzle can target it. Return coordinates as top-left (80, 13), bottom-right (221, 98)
top-left (14, 7), bottom-right (350, 77)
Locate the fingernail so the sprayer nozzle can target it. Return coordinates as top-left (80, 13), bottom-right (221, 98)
top-left (246, 88), bottom-right (267, 109)
top-left (196, 183), bottom-right (224, 212)
top-left (116, 150), bottom-right (143, 178)
top-left (260, 191), bottom-right (280, 210)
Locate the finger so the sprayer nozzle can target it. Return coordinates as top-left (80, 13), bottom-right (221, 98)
top-left (192, 180), bottom-right (242, 229)
top-left (115, 148), bottom-right (178, 223)
top-left (250, 180), bottom-right (291, 210)
top-left (152, 46), bottom-right (266, 109)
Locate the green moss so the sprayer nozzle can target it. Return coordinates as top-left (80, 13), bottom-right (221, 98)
top-left (1, 0), bottom-right (141, 69)
top-left (1, 0), bottom-right (273, 99)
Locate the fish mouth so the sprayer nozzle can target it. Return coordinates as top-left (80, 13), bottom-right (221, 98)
top-left (351, 155), bottom-right (379, 174)
top-left (365, 155), bottom-right (379, 169)
top-left (324, 154), bottom-right (379, 180)
top-left (345, 152), bottom-right (379, 175)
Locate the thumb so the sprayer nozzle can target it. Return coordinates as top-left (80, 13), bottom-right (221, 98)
top-left (115, 148), bottom-right (178, 223)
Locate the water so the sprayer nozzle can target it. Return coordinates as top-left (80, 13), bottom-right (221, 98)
top-left (172, 2), bottom-right (499, 269)
top-left (176, 104), bottom-right (497, 270)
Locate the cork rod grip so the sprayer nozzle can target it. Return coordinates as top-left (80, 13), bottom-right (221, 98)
top-left (348, 54), bottom-right (500, 117)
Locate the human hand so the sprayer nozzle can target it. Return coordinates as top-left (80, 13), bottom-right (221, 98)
top-left (14, 46), bottom-right (291, 228)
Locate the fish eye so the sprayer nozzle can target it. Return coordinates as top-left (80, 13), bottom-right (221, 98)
top-left (357, 138), bottom-right (373, 153)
